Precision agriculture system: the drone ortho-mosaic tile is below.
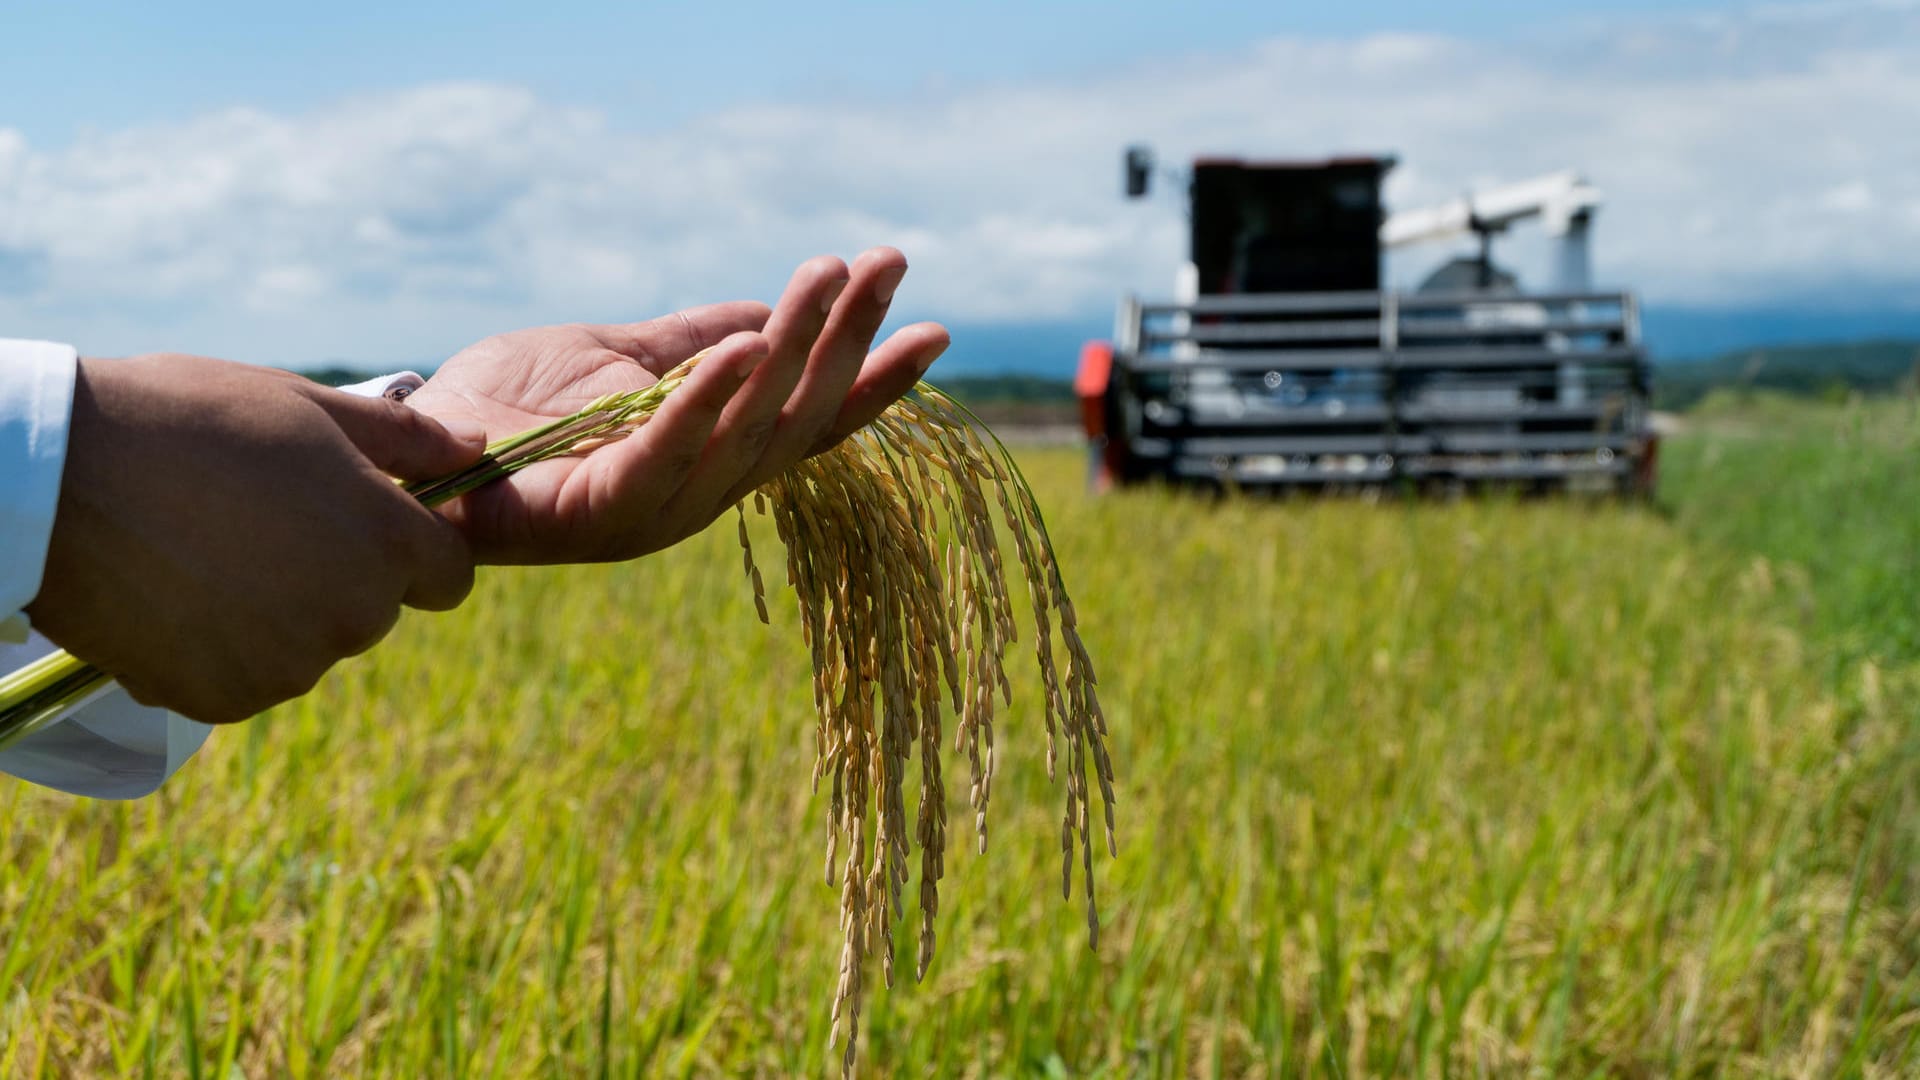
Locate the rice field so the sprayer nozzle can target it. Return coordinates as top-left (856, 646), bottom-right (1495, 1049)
top-left (3, 396), bottom-right (1918, 1077)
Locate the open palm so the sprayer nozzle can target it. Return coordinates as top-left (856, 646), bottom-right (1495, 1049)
top-left (405, 249), bottom-right (949, 565)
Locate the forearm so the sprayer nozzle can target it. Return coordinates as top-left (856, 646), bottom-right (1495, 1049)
top-left (0, 341), bottom-right (204, 796)
top-left (0, 347), bottom-right (431, 797)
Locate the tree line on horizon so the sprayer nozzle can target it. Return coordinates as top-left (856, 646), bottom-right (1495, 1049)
top-left (299, 339), bottom-right (1920, 414)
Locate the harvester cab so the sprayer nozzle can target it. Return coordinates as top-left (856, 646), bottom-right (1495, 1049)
top-left (1078, 148), bottom-right (1656, 493)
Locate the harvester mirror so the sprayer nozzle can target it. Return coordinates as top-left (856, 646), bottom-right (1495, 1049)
top-left (1124, 145), bottom-right (1154, 198)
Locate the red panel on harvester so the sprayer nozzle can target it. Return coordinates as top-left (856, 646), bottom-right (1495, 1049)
top-left (1076, 341), bottom-right (1113, 442)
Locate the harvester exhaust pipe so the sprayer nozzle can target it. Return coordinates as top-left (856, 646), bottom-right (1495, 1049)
top-left (1124, 146), bottom-right (1155, 199)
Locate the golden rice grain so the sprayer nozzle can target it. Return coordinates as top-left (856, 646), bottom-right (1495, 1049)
top-left (735, 384), bottom-right (1117, 1075)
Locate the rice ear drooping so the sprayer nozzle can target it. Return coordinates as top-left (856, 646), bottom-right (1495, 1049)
top-left (0, 347), bottom-right (1119, 1077)
top-left (735, 384), bottom-right (1117, 1072)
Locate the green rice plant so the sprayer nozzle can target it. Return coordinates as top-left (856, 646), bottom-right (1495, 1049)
top-left (0, 349), bottom-right (1118, 1077)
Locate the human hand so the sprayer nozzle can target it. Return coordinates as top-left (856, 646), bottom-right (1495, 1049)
top-left (404, 247), bottom-right (950, 564)
top-left (26, 355), bottom-right (485, 723)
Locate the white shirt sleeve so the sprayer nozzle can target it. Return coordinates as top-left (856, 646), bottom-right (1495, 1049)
top-left (0, 343), bottom-right (423, 799)
top-left (0, 340), bottom-right (72, 636)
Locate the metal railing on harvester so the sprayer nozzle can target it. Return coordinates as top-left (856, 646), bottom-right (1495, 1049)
top-left (1099, 288), bottom-right (1655, 492)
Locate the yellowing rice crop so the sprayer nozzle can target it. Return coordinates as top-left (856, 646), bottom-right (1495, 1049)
top-left (2, 399), bottom-right (1918, 1077)
top-left (0, 356), bottom-right (1118, 1078)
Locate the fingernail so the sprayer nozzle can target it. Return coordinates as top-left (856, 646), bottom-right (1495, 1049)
top-left (442, 417), bottom-right (489, 447)
top-left (873, 265), bottom-right (907, 305)
top-left (916, 339), bottom-right (948, 374)
top-left (736, 340), bottom-right (768, 379)
top-left (819, 277), bottom-right (849, 314)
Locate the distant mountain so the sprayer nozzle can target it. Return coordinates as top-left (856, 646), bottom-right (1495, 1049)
top-left (1654, 339), bottom-right (1920, 410)
top-left (293, 305), bottom-right (1920, 405)
top-left (922, 318), bottom-right (1110, 380)
top-left (931, 336), bottom-right (1920, 418)
top-left (1640, 306), bottom-right (1920, 361)
top-left (918, 306), bottom-right (1920, 378)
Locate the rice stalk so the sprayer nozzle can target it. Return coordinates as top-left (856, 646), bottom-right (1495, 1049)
top-left (0, 369), bottom-right (695, 749)
top-left (0, 348), bottom-right (1119, 1075)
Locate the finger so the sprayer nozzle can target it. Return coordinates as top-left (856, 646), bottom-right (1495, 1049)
top-left (727, 248), bottom-right (908, 500)
top-left (745, 255), bottom-right (851, 415)
top-left (658, 257), bottom-right (851, 515)
top-left (810, 323), bottom-right (951, 453)
top-left (579, 331), bottom-right (769, 558)
top-left (399, 510), bottom-right (478, 612)
top-left (332, 601), bottom-right (403, 659)
top-left (588, 300), bottom-right (774, 377)
top-left (114, 672), bottom-right (165, 711)
top-left (307, 389), bottom-right (489, 481)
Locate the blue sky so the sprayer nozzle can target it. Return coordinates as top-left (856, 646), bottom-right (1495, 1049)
top-left (3, 0), bottom-right (1918, 370)
top-left (5, 0), bottom-right (1755, 147)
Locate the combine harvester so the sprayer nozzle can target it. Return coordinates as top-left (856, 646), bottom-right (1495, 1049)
top-left (1076, 149), bottom-right (1657, 494)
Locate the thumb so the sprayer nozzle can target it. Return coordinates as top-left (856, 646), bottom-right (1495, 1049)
top-left (307, 388), bottom-right (489, 481)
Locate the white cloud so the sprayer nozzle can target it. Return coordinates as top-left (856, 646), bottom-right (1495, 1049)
top-left (1817, 181), bottom-right (1876, 214)
top-left (1, 4), bottom-right (1918, 367)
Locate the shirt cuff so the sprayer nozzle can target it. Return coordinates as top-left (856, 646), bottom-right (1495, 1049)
top-left (0, 360), bottom-right (414, 799)
top-left (0, 630), bottom-right (213, 799)
top-left (0, 339), bottom-right (77, 621)
top-left (336, 371), bottom-right (425, 401)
